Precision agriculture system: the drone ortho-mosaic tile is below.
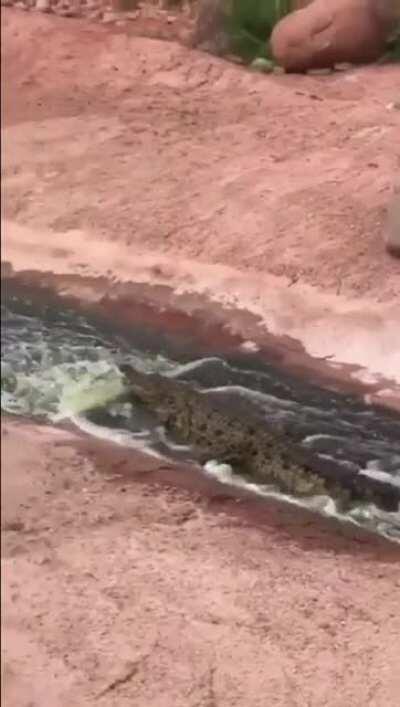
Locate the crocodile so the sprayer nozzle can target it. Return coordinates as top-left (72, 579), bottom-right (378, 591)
top-left (120, 364), bottom-right (400, 512)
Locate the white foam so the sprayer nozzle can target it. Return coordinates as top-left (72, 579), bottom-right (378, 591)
top-left (204, 460), bottom-right (347, 518)
top-left (201, 384), bottom-right (298, 411)
top-left (202, 459), bottom-right (400, 543)
top-left (167, 357), bottom-right (224, 378)
top-left (239, 340), bottom-right (260, 353)
top-left (303, 433), bottom-right (339, 445)
top-left (70, 414), bottom-right (164, 460)
top-left (359, 467), bottom-right (400, 489)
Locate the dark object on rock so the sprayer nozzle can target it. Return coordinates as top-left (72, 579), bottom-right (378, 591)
top-left (111, 0), bottom-right (139, 10)
top-left (385, 190), bottom-right (400, 258)
top-left (270, 0), bottom-right (400, 72)
top-left (187, 0), bottom-right (231, 56)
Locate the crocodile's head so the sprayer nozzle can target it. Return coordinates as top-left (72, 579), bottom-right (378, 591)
top-left (120, 364), bottom-right (183, 422)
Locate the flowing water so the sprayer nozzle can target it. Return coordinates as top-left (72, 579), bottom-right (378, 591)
top-left (2, 292), bottom-right (400, 541)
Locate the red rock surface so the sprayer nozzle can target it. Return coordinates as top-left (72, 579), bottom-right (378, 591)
top-left (2, 9), bottom-right (400, 301)
top-left (271, 0), bottom-right (399, 71)
top-left (2, 420), bottom-right (400, 707)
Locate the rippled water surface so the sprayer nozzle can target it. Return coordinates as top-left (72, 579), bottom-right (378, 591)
top-left (2, 294), bottom-right (400, 541)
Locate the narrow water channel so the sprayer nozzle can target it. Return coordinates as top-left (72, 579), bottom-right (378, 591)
top-left (2, 290), bottom-right (400, 542)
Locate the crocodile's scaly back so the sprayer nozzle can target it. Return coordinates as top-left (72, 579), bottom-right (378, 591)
top-left (122, 364), bottom-right (275, 456)
top-left (120, 364), bottom-right (399, 511)
top-left (120, 364), bottom-right (188, 424)
top-left (121, 365), bottom-right (336, 497)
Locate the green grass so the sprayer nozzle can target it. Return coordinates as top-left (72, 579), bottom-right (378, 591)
top-left (225, 0), bottom-right (292, 63)
top-left (379, 28), bottom-right (400, 63)
top-left (386, 34), bottom-right (400, 62)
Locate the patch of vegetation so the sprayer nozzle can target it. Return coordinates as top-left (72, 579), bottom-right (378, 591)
top-left (224, 0), bottom-right (292, 63)
top-left (379, 26), bottom-right (400, 63)
top-left (385, 32), bottom-right (400, 61)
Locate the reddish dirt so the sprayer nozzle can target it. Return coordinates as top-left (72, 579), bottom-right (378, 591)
top-left (2, 420), bottom-right (400, 707)
top-left (2, 8), bottom-right (400, 303)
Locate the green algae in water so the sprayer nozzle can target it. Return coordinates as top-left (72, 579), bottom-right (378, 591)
top-left (56, 368), bottom-right (126, 421)
top-left (1, 357), bottom-right (126, 420)
top-left (1, 303), bottom-right (165, 422)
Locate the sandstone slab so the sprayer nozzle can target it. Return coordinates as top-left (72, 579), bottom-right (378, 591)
top-left (270, 0), bottom-right (399, 72)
